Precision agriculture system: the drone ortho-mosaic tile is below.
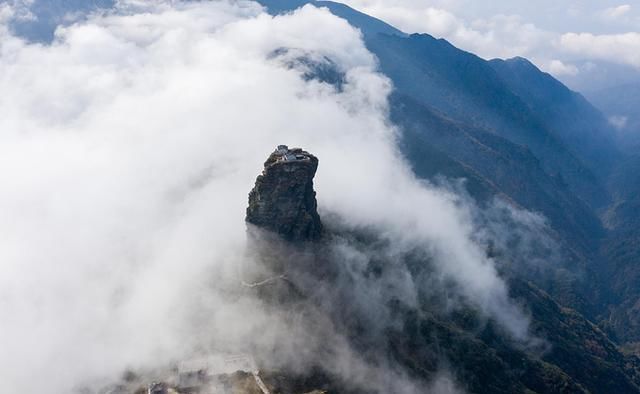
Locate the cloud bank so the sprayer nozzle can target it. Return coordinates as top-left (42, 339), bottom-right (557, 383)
top-left (559, 32), bottom-right (640, 69)
top-left (0, 1), bottom-right (528, 392)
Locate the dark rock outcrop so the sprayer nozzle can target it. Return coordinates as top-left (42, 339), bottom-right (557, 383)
top-left (246, 145), bottom-right (322, 242)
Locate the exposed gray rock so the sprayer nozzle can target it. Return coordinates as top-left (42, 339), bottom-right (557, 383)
top-left (246, 145), bottom-right (322, 242)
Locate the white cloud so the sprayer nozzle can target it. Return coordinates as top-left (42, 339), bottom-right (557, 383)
top-left (602, 4), bottom-right (632, 20)
top-left (609, 115), bottom-right (628, 129)
top-left (362, 5), bottom-right (460, 37)
top-left (547, 59), bottom-right (579, 76)
top-left (339, 0), bottom-right (551, 60)
top-left (0, 0), bottom-right (35, 23)
top-left (559, 32), bottom-right (640, 68)
top-left (0, 1), bottom-right (527, 392)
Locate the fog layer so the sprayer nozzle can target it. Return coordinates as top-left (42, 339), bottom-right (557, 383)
top-left (0, 1), bottom-right (528, 392)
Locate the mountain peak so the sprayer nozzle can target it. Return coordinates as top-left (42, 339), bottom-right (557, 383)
top-left (246, 145), bottom-right (323, 242)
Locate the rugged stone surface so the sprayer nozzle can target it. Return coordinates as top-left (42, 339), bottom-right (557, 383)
top-left (246, 145), bottom-right (322, 242)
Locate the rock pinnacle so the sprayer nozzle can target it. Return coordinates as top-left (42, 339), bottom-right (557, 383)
top-left (246, 145), bottom-right (322, 242)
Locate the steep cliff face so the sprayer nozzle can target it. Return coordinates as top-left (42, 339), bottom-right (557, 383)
top-left (246, 145), bottom-right (322, 242)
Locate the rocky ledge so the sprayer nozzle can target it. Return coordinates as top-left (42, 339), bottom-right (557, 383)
top-left (246, 145), bottom-right (322, 242)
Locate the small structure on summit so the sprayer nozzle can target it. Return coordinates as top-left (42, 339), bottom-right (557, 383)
top-left (246, 145), bottom-right (322, 242)
top-left (274, 145), bottom-right (313, 162)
